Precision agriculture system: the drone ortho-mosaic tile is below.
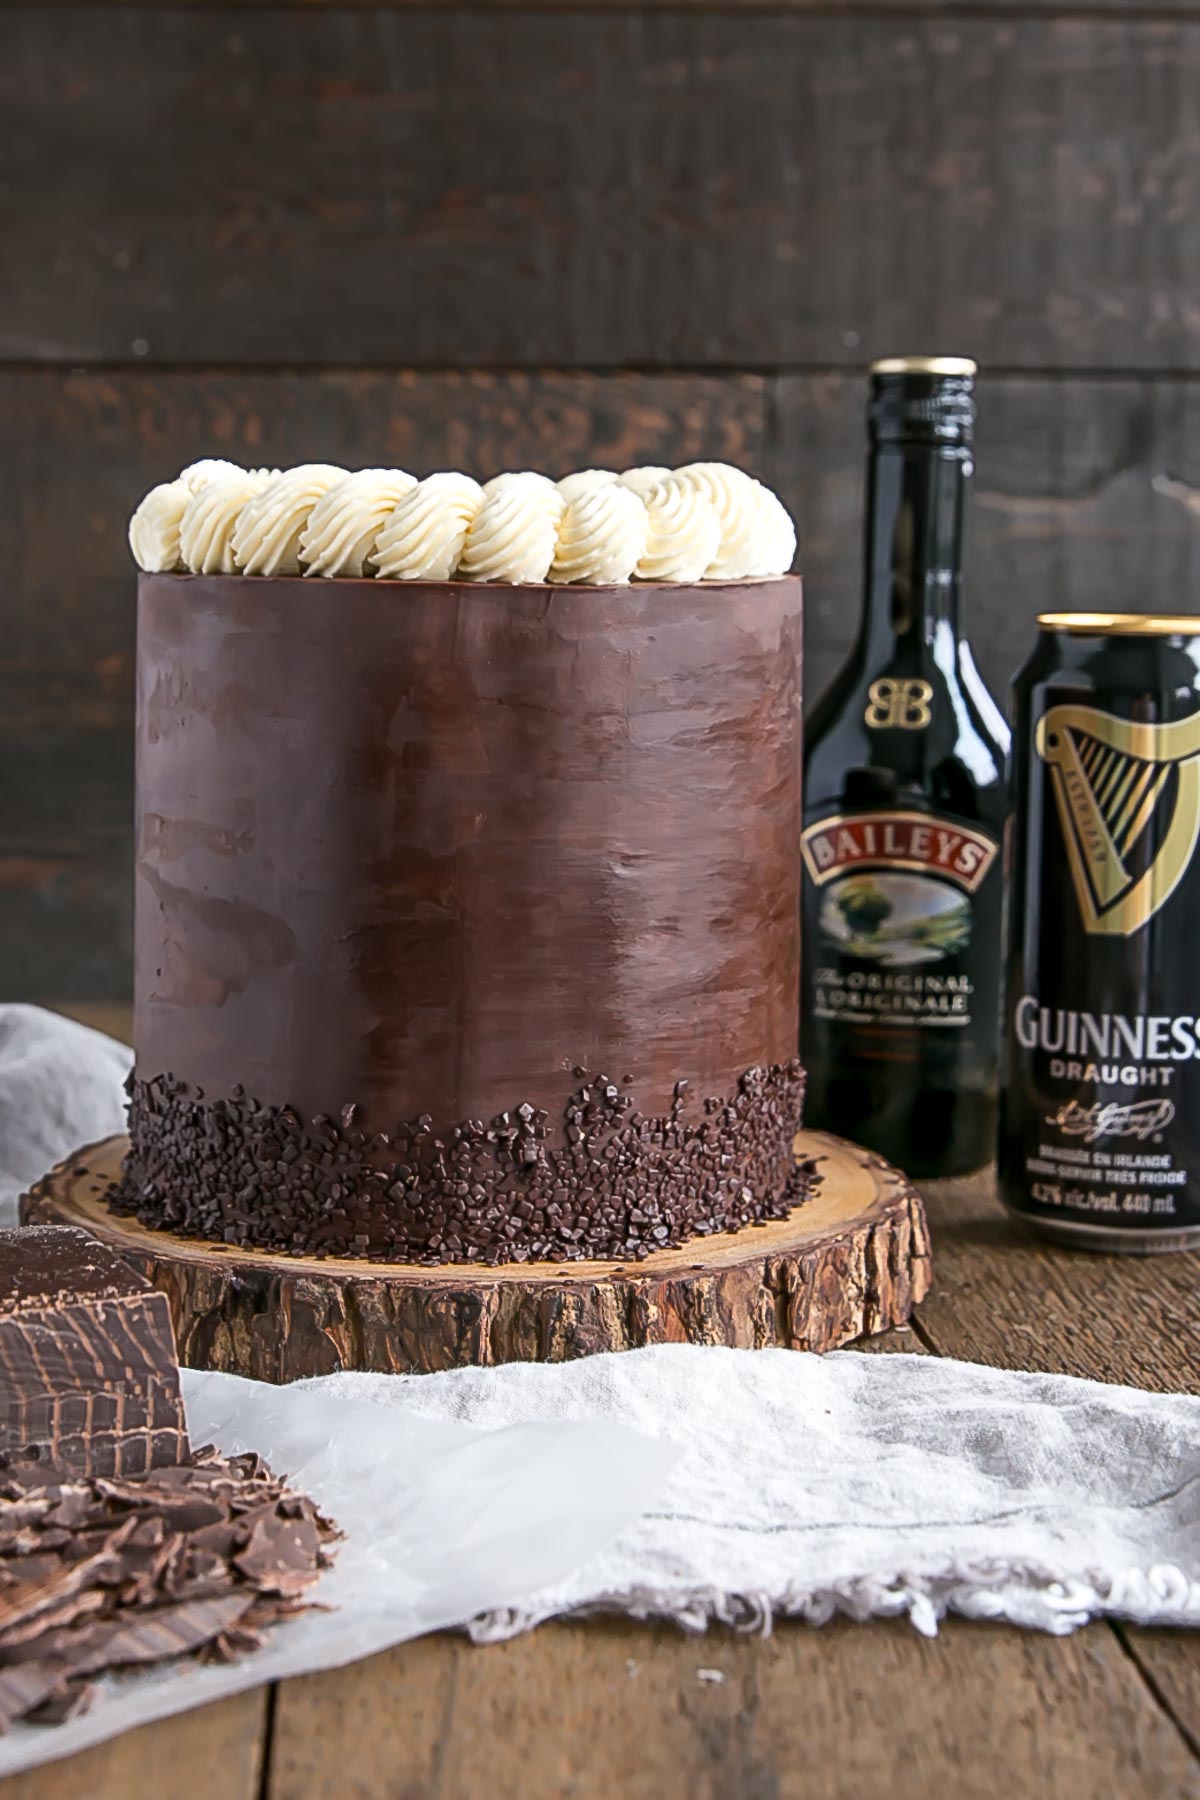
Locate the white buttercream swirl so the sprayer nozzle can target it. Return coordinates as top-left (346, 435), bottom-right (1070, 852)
top-left (619, 466), bottom-right (672, 498)
top-left (551, 484), bottom-right (648, 585)
top-left (672, 463), bottom-right (761, 577)
top-left (300, 469), bottom-right (417, 577)
top-left (635, 477), bottom-right (722, 583)
top-left (129, 480), bottom-right (191, 572)
top-left (482, 471), bottom-right (559, 500)
top-left (750, 484), bottom-right (798, 578)
top-left (459, 473), bottom-right (565, 583)
top-left (674, 462), bottom-right (795, 578)
top-left (232, 464), bottom-right (348, 577)
top-left (373, 473), bottom-right (485, 581)
top-left (134, 455), bottom-right (795, 584)
top-left (556, 469), bottom-right (618, 504)
top-left (180, 469), bottom-right (276, 575)
top-left (177, 458), bottom-right (246, 495)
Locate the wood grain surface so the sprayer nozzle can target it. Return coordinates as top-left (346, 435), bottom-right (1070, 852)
top-left (916, 1173), bottom-right (1200, 1393)
top-left (263, 1617), bottom-right (1200, 1800)
top-left (0, 1689), bottom-right (266, 1800)
top-left (8, 367), bottom-right (1200, 999)
top-left (772, 373), bottom-right (1200, 702)
top-left (8, 369), bottom-right (1199, 722)
top-left (2, 12), bottom-right (1199, 370)
top-left (27, 0), bottom-right (1200, 12)
top-left (4, 1011), bottom-right (1200, 1800)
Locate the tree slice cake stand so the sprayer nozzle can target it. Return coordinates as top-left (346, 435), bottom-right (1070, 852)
top-left (22, 1131), bottom-right (931, 1383)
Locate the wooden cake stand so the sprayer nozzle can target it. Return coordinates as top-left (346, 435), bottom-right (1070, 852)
top-left (23, 1132), bottom-right (930, 1383)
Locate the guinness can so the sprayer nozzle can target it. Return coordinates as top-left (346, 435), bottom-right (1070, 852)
top-left (1000, 613), bottom-right (1200, 1251)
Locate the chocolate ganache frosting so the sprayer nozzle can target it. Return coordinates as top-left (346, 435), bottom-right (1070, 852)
top-left (115, 573), bottom-right (806, 1262)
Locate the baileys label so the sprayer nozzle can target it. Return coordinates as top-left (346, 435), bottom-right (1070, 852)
top-left (801, 808), bottom-right (999, 1032)
top-left (800, 809), bottom-right (997, 894)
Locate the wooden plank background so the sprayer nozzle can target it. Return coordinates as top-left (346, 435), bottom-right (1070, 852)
top-left (2, 2), bottom-right (1198, 999)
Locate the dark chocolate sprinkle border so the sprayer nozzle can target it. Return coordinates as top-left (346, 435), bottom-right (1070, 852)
top-left (109, 1060), bottom-right (808, 1265)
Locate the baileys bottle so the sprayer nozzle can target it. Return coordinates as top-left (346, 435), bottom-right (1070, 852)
top-left (800, 357), bottom-right (1010, 1177)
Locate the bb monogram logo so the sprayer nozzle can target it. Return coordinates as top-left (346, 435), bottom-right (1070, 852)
top-left (864, 678), bottom-right (933, 731)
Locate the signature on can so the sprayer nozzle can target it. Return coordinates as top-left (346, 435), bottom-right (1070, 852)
top-left (1048, 1098), bottom-right (1176, 1143)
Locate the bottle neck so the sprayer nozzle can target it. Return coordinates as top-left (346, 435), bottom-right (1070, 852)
top-left (857, 438), bottom-right (971, 666)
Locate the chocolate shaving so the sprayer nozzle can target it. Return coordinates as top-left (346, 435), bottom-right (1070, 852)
top-left (73, 1593), bottom-right (256, 1675)
top-left (0, 1590), bottom-right (108, 1657)
top-left (0, 1449), bottom-right (340, 1734)
top-left (234, 1511), bottom-right (321, 1597)
top-left (26, 1680), bottom-right (95, 1726)
top-left (0, 1520), bottom-right (137, 1637)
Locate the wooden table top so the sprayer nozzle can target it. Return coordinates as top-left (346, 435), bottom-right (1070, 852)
top-left (5, 1006), bottom-right (1200, 1800)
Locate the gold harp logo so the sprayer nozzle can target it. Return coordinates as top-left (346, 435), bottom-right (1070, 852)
top-left (1036, 703), bottom-right (1200, 937)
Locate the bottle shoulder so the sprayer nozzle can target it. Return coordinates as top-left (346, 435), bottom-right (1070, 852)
top-left (957, 642), bottom-right (1012, 754)
top-left (805, 639), bottom-right (1009, 825)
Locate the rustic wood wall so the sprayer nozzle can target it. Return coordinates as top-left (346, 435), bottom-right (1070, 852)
top-left (3, 3), bottom-right (1198, 1000)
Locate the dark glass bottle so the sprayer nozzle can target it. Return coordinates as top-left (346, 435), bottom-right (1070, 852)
top-left (800, 357), bottom-right (1010, 1177)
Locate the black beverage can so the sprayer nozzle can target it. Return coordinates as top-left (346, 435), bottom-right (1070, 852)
top-left (1000, 612), bottom-right (1200, 1251)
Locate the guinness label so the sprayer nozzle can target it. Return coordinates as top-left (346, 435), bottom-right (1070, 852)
top-left (1000, 617), bottom-right (1200, 1250)
top-left (1037, 703), bottom-right (1200, 936)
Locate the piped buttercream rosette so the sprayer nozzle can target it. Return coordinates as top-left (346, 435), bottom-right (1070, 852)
top-left (374, 474), bottom-right (485, 581)
top-left (129, 458), bottom-right (796, 582)
top-left (300, 469), bottom-right (418, 578)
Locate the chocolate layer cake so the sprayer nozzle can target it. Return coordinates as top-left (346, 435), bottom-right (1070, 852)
top-left (113, 571), bottom-right (805, 1262)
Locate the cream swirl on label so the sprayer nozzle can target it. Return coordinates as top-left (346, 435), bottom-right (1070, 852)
top-left (551, 484), bottom-right (649, 585)
top-left (299, 469), bottom-right (417, 577)
top-left (177, 458), bottom-right (247, 496)
top-left (618, 466), bottom-right (672, 498)
top-left (232, 465), bottom-right (348, 577)
top-left (129, 480), bottom-right (191, 573)
top-left (458, 473), bottom-right (565, 583)
top-left (635, 477), bottom-right (722, 583)
top-left (180, 469), bottom-right (276, 576)
top-left (374, 473), bottom-right (484, 581)
top-left (673, 462), bottom-right (795, 578)
top-left (556, 469), bottom-right (618, 504)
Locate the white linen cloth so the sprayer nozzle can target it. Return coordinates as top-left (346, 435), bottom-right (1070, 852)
top-left (0, 1005), bottom-right (131, 1226)
top-left (2, 1004), bottom-right (1200, 1773)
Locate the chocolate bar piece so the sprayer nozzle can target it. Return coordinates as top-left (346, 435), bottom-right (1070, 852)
top-left (0, 1226), bottom-right (188, 1478)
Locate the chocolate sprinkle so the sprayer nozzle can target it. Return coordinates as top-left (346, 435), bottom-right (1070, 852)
top-left (0, 1447), bottom-right (340, 1734)
top-left (110, 1060), bottom-right (808, 1264)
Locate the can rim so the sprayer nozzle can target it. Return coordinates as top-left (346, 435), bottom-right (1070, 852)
top-left (870, 355), bottom-right (977, 377)
top-left (1037, 611), bottom-right (1200, 637)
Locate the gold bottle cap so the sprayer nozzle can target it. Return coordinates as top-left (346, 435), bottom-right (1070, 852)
top-left (1038, 612), bottom-right (1200, 637)
top-left (870, 356), bottom-right (977, 377)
